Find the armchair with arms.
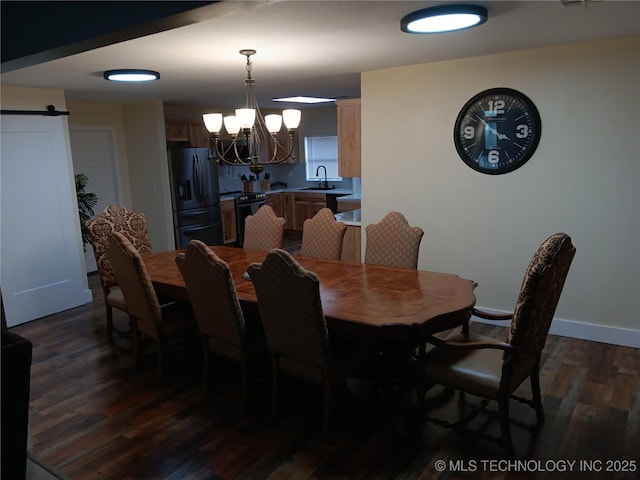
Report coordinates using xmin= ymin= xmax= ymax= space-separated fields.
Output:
xmin=422 ymin=233 xmax=576 ymax=456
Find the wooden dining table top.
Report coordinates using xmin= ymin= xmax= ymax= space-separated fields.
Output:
xmin=143 ymin=246 xmax=477 ymax=335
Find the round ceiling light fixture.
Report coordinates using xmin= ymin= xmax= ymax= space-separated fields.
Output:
xmin=401 ymin=4 xmax=487 ymax=33
xmin=103 ymin=69 xmax=160 ymax=82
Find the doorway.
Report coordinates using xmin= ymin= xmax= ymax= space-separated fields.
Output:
xmin=69 ymin=127 xmax=122 ymax=272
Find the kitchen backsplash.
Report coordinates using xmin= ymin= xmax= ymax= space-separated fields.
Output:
xmin=217 ymin=161 xmax=354 ymax=194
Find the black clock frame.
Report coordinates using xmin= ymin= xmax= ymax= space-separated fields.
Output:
xmin=453 ymin=87 xmax=541 ymax=175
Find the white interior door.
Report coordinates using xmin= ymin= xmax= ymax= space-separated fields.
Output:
xmin=1 ymin=115 xmax=91 ymax=327
xmin=69 ymin=127 xmax=121 ymax=272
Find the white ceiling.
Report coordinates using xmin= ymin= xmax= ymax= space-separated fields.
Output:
xmin=2 ymin=1 xmax=639 ymax=109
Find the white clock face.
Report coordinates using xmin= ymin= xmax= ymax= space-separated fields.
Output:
xmin=454 ymin=88 xmax=541 ymax=175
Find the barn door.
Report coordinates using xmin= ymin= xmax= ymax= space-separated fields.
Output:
xmin=1 ymin=115 xmax=91 ymax=326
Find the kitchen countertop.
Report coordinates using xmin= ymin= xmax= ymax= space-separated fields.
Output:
xmin=334 ymin=208 xmax=361 ymax=226
xmin=220 ymin=187 xmax=356 ymax=202
xmin=335 ymin=193 xmax=361 ymax=202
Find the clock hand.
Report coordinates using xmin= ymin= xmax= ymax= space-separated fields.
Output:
xmin=478 ymin=117 xmax=513 ymax=142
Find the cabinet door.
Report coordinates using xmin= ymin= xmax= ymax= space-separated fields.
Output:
xmin=294 ymin=200 xmax=311 ymax=231
xmin=190 ymin=121 xmax=211 ymax=148
xmin=341 ymin=225 xmax=361 ymax=263
xmin=336 ymin=98 xmax=361 ymax=178
xmin=166 ymin=120 xmax=190 ymax=142
xmin=293 ymin=193 xmax=326 ymax=231
xmin=311 ymin=201 xmax=325 ymax=218
xmin=220 ymin=199 xmax=237 ymax=244
xmin=265 ymin=192 xmax=283 ymax=217
xmin=282 ymin=193 xmax=296 ymax=229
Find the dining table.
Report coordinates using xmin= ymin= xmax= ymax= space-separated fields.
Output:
xmin=144 ymin=245 xmax=477 ymax=425
xmin=143 ymin=245 xmax=477 ymax=342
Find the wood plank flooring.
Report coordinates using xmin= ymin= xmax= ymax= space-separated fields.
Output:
xmin=10 ymin=249 xmax=640 ymax=479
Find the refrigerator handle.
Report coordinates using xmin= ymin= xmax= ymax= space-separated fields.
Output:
xmin=193 ymin=153 xmax=203 ymax=202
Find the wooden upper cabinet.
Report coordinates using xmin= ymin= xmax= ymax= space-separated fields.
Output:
xmin=336 ymin=98 xmax=361 ymax=178
xmin=165 ymin=119 xmax=211 ymax=148
xmin=189 ymin=121 xmax=211 ymax=148
xmin=165 ymin=120 xmax=190 ymax=143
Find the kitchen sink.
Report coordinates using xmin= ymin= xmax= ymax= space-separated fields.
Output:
xmin=302 ymin=187 xmax=336 ymax=191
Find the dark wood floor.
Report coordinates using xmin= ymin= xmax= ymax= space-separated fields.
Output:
xmin=10 ymin=251 xmax=640 ymax=479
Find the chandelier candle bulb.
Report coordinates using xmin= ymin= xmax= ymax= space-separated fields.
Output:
xmin=283 ymin=109 xmax=302 ymax=130
xmin=202 ymin=113 xmax=222 ymax=134
xmin=265 ymin=114 xmax=283 ymax=134
xmin=223 ymin=116 xmax=241 ymax=135
xmin=236 ymin=109 xmax=256 ymax=129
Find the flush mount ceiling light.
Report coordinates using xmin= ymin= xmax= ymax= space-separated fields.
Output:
xmin=401 ymin=4 xmax=487 ymax=33
xmin=103 ymin=69 xmax=160 ymax=82
xmin=273 ymin=96 xmax=336 ymax=104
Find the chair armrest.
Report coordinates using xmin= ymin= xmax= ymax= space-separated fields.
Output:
xmin=427 ymin=333 xmax=514 ymax=352
xmin=472 ymin=307 xmax=513 ymax=321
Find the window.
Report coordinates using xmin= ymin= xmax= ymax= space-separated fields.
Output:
xmin=304 ymin=136 xmax=341 ymax=181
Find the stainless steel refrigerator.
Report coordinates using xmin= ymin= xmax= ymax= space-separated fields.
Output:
xmin=168 ymin=147 xmax=223 ymax=248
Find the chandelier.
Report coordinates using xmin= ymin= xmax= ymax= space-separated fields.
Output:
xmin=203 ymin=49 xmax=301 ymax=177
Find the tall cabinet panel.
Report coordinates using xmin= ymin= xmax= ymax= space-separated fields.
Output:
xmin=336 ymin=98 xmax=361 ymax=178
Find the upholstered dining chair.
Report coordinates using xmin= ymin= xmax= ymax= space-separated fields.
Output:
xmin=107 ymin=232 xmax=196 ymax=384
xmin=300 ymin=208 xmax=347 ymax=260
xmin=422 ymin=233 xmax=576 ymax=457
xmin=243 ymin=205 xmax=287 ymax=251
xmin=175 ymin=240 xmax=266 ymax=414
xmin=364 ymin=211 xmax=424 ymax=269
xmin=86 ymin=204 xmax=153 ymax=339
xmin=247 ymin=249 xmax=369 ymax=436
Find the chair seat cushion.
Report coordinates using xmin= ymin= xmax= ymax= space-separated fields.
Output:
xmin=105 ymin=286 xmax=127 ymax=311
xmin=424 ymin=333 xmax=504 ymax=399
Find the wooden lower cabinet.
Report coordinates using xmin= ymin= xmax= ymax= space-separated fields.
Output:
xmin=265 ymin=192 xmax=283 ymax=217
xmin=220 ymin=199 xmax=237 ymax=245
xmin=293 ymin=193 xmax=326 ymax=231
xmin=341 ymin=225 xmax=361 ymax=263
xmin=282 ymin=193 xmax=295 ymax=230
xmin=337 ymin=198 xmax=361 ymax=213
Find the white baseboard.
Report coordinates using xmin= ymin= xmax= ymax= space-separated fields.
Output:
xmin=472 ymin=308 xmax=640 ymax=349
xmin=82 ymin=288 xmax=93 ymax=304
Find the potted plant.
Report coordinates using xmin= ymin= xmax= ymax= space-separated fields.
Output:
xmin=75 ymin=173 xmax=98 ymax=251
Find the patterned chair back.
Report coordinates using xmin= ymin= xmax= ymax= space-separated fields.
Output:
xmin=86 ymin=205 xmax=152 ymax=289
xmin=506 ymin=233 xmax=576 ymax=374
xmin=107 ymin=232 xmax=161 ymax=329
xmin=175 ymin=240 xmax=246 ymax=361
xmin=247 ymin=249 xmax=330 ymax=384
xmin=243 ymin=205 xmax=287 ymax=251
xmin=364 ymin=211 xmax=424 ymax=269
xmin=300 ymin=208 xmax=347 ymax=260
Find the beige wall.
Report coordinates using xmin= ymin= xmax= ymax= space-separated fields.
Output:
xmin=362 ymin=37 xmax=640 ymax=344
xmin=122 ymin=102 xmax=174 ymax=250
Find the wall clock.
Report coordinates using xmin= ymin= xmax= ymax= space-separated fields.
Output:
xmin=454 ymin=88 xmax=541 ymax=175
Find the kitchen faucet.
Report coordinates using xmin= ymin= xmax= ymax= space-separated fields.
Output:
xmin=316 ymin=165 xmax=328 ymax=189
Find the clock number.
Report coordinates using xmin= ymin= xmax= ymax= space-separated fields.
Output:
xmin=516 ymin=124 xmax=529 ymax=139
xmin=486 ymin=99 xmax=505 ymax=116
xmin=463 ymin=126 xmax=475 ymax=139
xmin=488 ymin=150 xmax=499 ymax=164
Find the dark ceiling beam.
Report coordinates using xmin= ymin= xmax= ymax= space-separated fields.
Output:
xmin=1 ymin=1 xmax=220 ymax=72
